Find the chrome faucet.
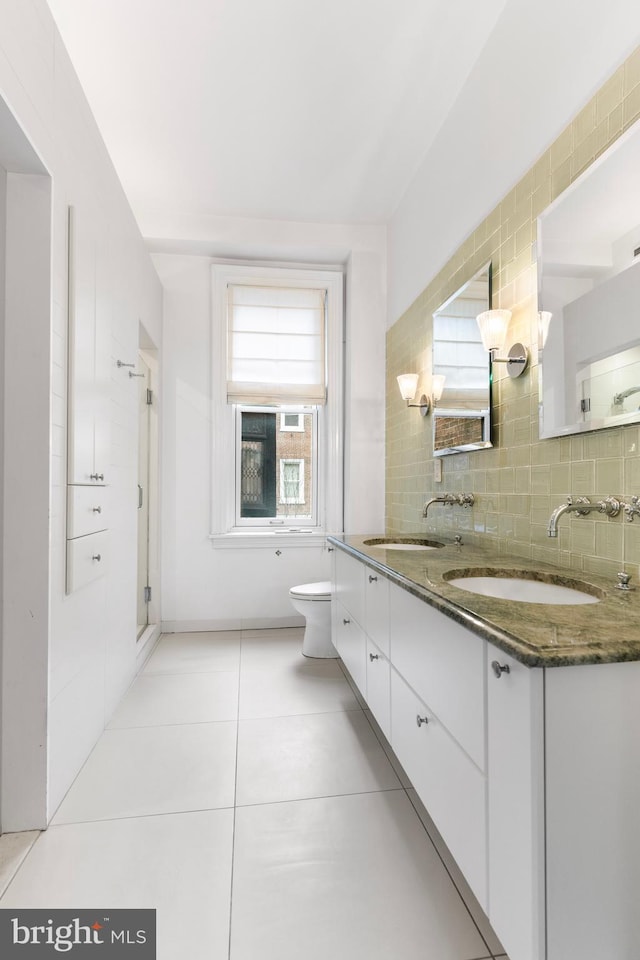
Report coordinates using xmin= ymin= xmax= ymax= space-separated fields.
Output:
xmin=547 ymin=496 xmax=621 ymax=537
xmin=422 ymin=492 xmax=474 ymax=519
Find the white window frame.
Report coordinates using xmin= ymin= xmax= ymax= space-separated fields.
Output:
xmin=210 ymin=263 xmax=344 ymax=546
xmin=280 ymin=412 xmax=304 ymax=432
xmin=279 ymin=458 xmax=305 ymax=505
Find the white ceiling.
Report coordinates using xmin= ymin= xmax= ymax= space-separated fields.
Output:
xmin=46 ymin=0 xmax=507 ymax=228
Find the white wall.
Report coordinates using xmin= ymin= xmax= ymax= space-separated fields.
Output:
xmin=388 ymin=0 xmax=640 ymax=326
xmin=0 ymin=1 xmax=163 ymax=825
xmin=152 ymin=217 xmax=386 ymax=630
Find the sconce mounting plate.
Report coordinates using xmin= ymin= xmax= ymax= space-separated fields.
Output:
xmin=506 ymin=343 xmax=529 ymax=379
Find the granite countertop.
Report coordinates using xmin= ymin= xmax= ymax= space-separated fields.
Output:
xmin=328 ymin=534 xmax=640 ymax=668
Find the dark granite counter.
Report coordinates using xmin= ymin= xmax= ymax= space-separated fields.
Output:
xmin=328 ymin=534 xmax=640 ymax=668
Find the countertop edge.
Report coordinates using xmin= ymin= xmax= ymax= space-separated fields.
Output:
xmin=328 ymin=536 xmax=634 ymax=669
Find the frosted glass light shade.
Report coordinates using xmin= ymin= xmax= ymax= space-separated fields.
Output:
xmin=397 ymin=373 xmax=419 ymax=401
xmin=476 ymin=309 xmax=512 ymax=352
xmin=539 ymin=311 xmax=552 ymax=347
xmin=432 ymin=374 xmax=446 ymax=401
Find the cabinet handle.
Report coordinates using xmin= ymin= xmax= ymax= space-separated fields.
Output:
xmin=369 ymin=652 xmax=379 ymax=661
xmin=92 ymin=554 xmax=102 ymax=562
xmin=368 ymin=575 xmax=378 ymax=583
xmin=342 ymin=618 xmax=351 ymax=625
xmin=416 ymin=714 xmax=429 ymax=727
xmin=90 ymin=473 xmax=104 ymax=482
xmin=491 ymin=660 xmax=510 ymax=679
xmin=92 ymin=506 xmax=102 ymax=513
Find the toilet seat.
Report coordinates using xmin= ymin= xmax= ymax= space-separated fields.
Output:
xmin=289 ymin=580 xmax=331 ymax=601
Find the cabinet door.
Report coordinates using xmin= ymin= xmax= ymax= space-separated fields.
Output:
xmin=366 ymin=636 xmax=390 ymax=739
xmin=67 ymin=206 xmax=97 ymax=484
xmin=391 ymin=667 xmax=487 ymax=909
xmin=334 ymin=550 xmax=365 ymax=626
xmin=334 ymin=600 xmax=366 ymax=696
xmin=365 ymin=570 xmax=389 ymax=655
xmin=391 ymin=585 xmax=486 ymax=770
xmin=487 ymin=647 xmax=545 ymax=960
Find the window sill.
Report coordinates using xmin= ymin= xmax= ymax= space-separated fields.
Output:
xmin=209 ymin=531 xmax=337 ymax=549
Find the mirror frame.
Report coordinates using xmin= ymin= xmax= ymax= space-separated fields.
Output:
xmin=432 ymin=261 xmax=493 ymax=457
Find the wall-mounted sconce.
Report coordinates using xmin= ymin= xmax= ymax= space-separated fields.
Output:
xmin=396 ymin=373 xmax=446 ymax=416
xmin=538 ymin=311 xmax=552 ymax=348
xmin=476 ymin=309 xmax=528 ymax=378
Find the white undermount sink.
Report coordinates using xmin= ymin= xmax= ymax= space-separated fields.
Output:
xmin=443 ymin=569 xmax=603 ymax=605
xmin=363 ymin=538 xmax=444 ymax=551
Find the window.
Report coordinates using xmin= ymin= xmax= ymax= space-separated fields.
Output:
xmin=236 ymin=407 xmax=316 ymax=525
xmin=280 ymin=412 xmax=304 ymax=431
xmin=279 ymin=460 xmax=304 ymax=504
xmin=211 ymin=263 xmax=344 ymax=543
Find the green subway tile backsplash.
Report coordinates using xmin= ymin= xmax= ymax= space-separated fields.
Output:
xmin=385 ymin=45 xmax=640 ymax=581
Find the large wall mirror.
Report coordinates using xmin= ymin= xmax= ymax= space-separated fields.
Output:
xmin=432 ymin=262 xmax=492 ymax=456
xmin=538 ymin=117 xmax=640 ymax=438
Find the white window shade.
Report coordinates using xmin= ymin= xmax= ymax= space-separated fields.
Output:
xmin=227 ymin=284 xmax=326 ymax=404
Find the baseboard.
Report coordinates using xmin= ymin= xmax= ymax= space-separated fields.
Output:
xmin=160 ymin=616 xmax=304 ymax=634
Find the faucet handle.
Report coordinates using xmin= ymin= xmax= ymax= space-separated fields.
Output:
xmin=616 ymin=571 xmax=635 ymax=591
xmin=459 ymin=493 xmax=475 ymax=507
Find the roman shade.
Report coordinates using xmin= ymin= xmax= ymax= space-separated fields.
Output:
xmin=227 ymin=283 xmax=326 ymax=404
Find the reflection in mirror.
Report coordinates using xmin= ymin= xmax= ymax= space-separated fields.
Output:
xmin=538 ymin=117 xmax=640 ymax=438
xmin=432 ymin=262 xmax=492 ymax=456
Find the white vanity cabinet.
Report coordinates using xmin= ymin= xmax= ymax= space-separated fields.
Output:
xmin=332 ymin=550 xmax=367 ymax=696
xmin=331 ymin=543 xmax=640 ymax=960
xmin=486 ymin=648 xmax=545 ymax=960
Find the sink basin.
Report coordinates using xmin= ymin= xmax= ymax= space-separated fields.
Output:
xmin=364 ymin=538 xmax=445 ymax=551
xmin=443 ymin=568 xmax=604 ymax=605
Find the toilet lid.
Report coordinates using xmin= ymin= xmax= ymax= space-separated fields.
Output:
xmin=290 ymin=580 xmax=332 ymax=600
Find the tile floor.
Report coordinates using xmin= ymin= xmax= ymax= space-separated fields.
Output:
xmin=0 ymin=627 xmax=508 ymax=960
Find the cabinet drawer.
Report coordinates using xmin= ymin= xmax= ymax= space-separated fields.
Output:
xmin=391 ymin=667 xmax=487 ymax=909
xmin=335 ymin=550 xmax=365 ymax=626
xmin=390 ymin=585 xmax=486 ymax=770
xmin=366 ymin=637 xmax=390 ymax=740
xmin=334 ymin=600 xmax=366 ymax=696
xmin=67 ymin=484 xmax=109 ymax=539
xmin=365 ymin=570 xmax=389 ymax=655
xmin=66 ymin=531 xmax=108 ymax=593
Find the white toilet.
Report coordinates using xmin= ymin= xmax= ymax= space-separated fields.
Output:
xmin=289 ymin=581 xmax=337 ymax=658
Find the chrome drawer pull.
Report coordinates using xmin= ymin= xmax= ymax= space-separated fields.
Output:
xmin=90 ymin=473 xmax=104 ymax=482
xmin=92 ymin=554 xmax=102 ymax=562
xmin=92 ymin=506 xmax=102 ymax=513
xmin=368 ymin=575 xmax=378 ymax=583
xmin=416 ymin=714 xmax=429 ymax=727
xmin=369 ymin=652 xmax=379 ymax=661
xmin=491 ymin=660 xmax=510 ymax=679
xmin=342 ymin=618 xmax=351 ymax=625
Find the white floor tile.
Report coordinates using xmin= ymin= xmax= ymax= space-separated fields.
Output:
xmin=0 ymin=831 xmax=39 ymax=898
xmin=406 ymin=788 xmax=505 ymax=956
xmin=230 ymin=791 xmax=489 ymax=960
xmin=143 ymin=631 xmax=241 ymax=675
xmin=236 ymin=711 xmax=401 ymax=806
xmin=1 ymin=810 xmax=234 ymax=960
xmin=240 ymin=629 xmax=304 ymax=668
xmin=108 ymin=672 xmax=238 ymax=728
xmin=52 ymin=722 xmax=237 ymax=824
xmin=239 ymin=660 xmax=360 ymax=719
